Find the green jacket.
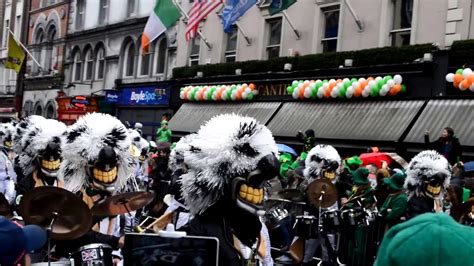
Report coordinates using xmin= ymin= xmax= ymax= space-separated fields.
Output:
xmin=380 ymin=192 xmax=408 ymax=226
xmin=156 ymin=128 xmax=172 ymax=142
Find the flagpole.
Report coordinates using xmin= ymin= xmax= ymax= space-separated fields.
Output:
xmin=7 ymin=28 xmax=42 ymax=69
xmin=172 ymin=0 xmax=212 ymax=50
xmin=236 ymin=22 xmax=252 ymax=46
xmin=282 ymin=11 xmax=301 ymax=39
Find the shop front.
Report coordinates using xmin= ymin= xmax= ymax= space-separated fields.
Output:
xmin=115 ymin=85 xmax=173 ymax=140
xmin=56 ymin=95 xmax=99 ymax=125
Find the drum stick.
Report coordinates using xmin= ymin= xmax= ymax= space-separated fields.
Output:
xmin=142 ymin=212 xmax=174 ymax=232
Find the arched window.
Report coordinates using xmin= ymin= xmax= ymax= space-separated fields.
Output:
xmin=23 ymin=101 xmax=34 ymax=117
xmin=95 ymin=46 xmax=105 ymax=80
xmin=45 ymin=102 xmax=56 ymax=118
xmin=34 ymin=102 xmax=43 ymax=116
xmin=72 ymin=50 xmax=82 ymax=81
xmin=33 ymin=28 xmax=45 ymax=74
xmin=155 ymin=38 xmax=167 ymax=74
xmin=139 ymin=44 xmax=150 ymax=76
xmin=123 ymin=41 xmax=135 ymax=77
xmin=84 ymin=48 xmax=94 ymax=80
xmin=127 ymin=0 xmax=136 ymax=16
xmin=46 ymin=25 xmax=57 ymax=72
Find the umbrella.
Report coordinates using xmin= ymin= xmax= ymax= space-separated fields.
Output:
xmin=276 ymin=143 xmax=298 ymax=157
xmin=360 ymin=152 xmax=408 ymax=169
xmin=464 ymin=161 xmax=474 ymax=173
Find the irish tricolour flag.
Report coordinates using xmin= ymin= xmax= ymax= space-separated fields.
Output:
xmin=141 ymin=0 xmax=181 ymax=53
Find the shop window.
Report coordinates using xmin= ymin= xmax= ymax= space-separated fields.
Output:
xmin=76 ymin=0 xmax=85 ymax=30
xmin=321 ymin=5 xmax=339 ymax=53
xmin=391 ymin=0 xmax=413 ymax=46
xmin=95 ymin=47 xmax=105 ymax=80
xmin=266 ymin=18 xmax=282 ymax=59
xmin=123 ymin=41 xmax=135 ymax=77
xmin=225 ymin=26 xmax=237 ymax=63
xmin=155 ymin=38 xmax=167 ymax=74
xmin=84 ymin=48 xmax=94 ymax=81
xmin=99 ymin=0 xmax=108 ymax=25
xmin=189 ymin=37 xmax=200 ymax=66
xmin=72 ymin=50 xmax=82 ymax=81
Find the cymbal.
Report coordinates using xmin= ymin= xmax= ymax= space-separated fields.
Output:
xmin=91 ymin=191 xmax=154 ymax=216
xmin=18 ymin=186 xmax=92 ymax=240
xmin=306 ymin=179 xmax=338 ymax=208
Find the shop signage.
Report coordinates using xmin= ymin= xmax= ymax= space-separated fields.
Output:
xmin=257 ymin=83 xmax=291 ymax=96
xmin=120 ymin=87 xmax=169 ymax=106
xmin=71 ymin=96 xmax=90 ymax=108
xmin=105 ymin=90 xmax=121 ymax=104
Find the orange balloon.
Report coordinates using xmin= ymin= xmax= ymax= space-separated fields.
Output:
xmin=453 ymin=81 xmax=460 ymax=88
xmin=461 ymin=79 xmax=470 ymax=89
xmin=303 ymin=81 xmax=310 ymax=87
xmin=336 ymin=79 xmax=342 ymax=83
xmin=367 ymin=77 xmax=374 ymax=81
xmin=235 ymin=92 xmax=242 ymax=100
xmin=355 ymin=86 xmax=362 ymax=97
xmin=360 ymin=80 xmax=368 ymax=88
xmin=299 ymin=87 xmax=305 ymax=99
xmin=391 ymin=84 xmax=401 ymax=95
xmin=468 ymin=75 xmax=474 ymax=84
xmin=454 ymin=74 xmax=463 ymax=84
xmin=249 ymin=83 xmax=255 ymax=90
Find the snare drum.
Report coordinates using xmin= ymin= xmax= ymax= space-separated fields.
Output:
xmin=72 ymin=243 xmax=113 ymax=266
xmin=294 ymin=215 xmax=318 ymax=239
xmin=322 ymin=209 xmax=341 ymax=232
xmin=264 ymin=206 xmax=289 ymax=229
xmin=341 ymin=208 xmax=366 ymax=227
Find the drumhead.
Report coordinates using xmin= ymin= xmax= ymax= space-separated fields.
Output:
xmin=77 ymin=243 xmax=112 ymax=252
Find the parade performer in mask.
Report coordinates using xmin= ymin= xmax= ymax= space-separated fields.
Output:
xmin=0 ymin=122 xmax=16 ymax=204
xmin=179 ymin=114 xmax=278 ymax=266
xmin=405 ymin=150 xmax=451 ymax=220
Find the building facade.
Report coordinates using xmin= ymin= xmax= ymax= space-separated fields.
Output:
xmin=63 ymin=0 xmax=177 ymax=136
xmin=23 ymin=0 xmax=70 ymax=118
xmin=174 ymin=0 xmax=474 ymax=67
xmin=0 ymin=0 xmax=24 ymax=119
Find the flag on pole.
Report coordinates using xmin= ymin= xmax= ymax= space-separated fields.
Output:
xmin=221 ymin=0 xmax=257 ymax=33
xmin=185 ymin=0 xmax=222 ymax=41
xmin=269 ymin=0 xmax=296 ymax=15
xmin=141 ymin=0 xmax=181 ymax=53
xmin=4 ymin=32 xmax=25 ymax=73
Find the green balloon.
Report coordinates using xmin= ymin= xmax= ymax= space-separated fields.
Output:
xmin=292 ymin=80 xmax=299 ymax=87
xmin=316 ymin=81 xmax=323 ymax=88
xmin=310 ymin=89 xmax=317 ymax=99
xmin=370 ymin=89 xmax=378 ymax=97
xmin=323 ymin=79 xmax=329 ymax=83
xmin=456 ymin=69 xmax=463 ymax=75
xmin=350 ymin=78 xmax=357 ymax=83
xmin=401 ymin=85 xmax=407 ymax=93
xmin=247 ymin=93 xmax=254 ymax=100
xmin=344 ymin=81 xmax=351 ymax=89
xmin=287 ymin=86 xmax=294 ymax=94
xmin=231 ymin=85 xmax=237 ymax=90
xmin=207 ymin=92 xmax=212 ymax=100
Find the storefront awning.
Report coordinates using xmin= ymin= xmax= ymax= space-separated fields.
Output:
xmin=267 ymin=100 xmax=425 ymax=142
xmin=404 ymin=99 xmax=474 ymax=146
xmin=169 ymin=102 xmax=281 ymax=133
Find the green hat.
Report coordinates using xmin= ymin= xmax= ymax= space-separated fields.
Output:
xmin=384 ymin=171 xmax=406 ymax=190
xmin=343 ymin=156 xmax=363 ymax=173
xmin=279 ymin=153 xmax=293 ymax=163
xmin=352 ymin=167 xmax=370 ymax=185
xmin=375 ymin=213 xmax=474 ymax=266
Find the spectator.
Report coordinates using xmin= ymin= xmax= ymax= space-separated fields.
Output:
xmin=0 ymin=216 xmax=47 ymax=266
xmin=155 ymin=121 xmax=172 ymax=143
xmin=375 ymin=213 xmax=474 ymax=266
xmin=424 ymin=127 xmax=462 ymax=165
xmin=379 ymin=172 xmax=408 ymax=230
xmin=134 ymin=122 xmax=143 ymax=135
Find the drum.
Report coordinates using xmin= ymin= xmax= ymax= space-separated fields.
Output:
xmin=72 ymin=243 xmax=113 ymax=266
xmin=294 ymin=215 xmax=318 ymax=239
xmin=322 ymin=209 xmax=341 ymax=232
xmin=264 ymin=205 xmax=289 ymax=229
xmin=341 ymin=208 xmax=366 ymax=227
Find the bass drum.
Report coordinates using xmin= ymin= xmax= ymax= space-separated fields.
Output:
xmin=71 ymin=243 xmax=113 ymax=266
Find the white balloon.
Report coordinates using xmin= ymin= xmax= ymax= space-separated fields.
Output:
xmin=298 ymin=84 xmax=304 ymax=90
xmin=352 ymin=82 xmax=360 ymax=89
xmin=381 ymin=84 xmax=389 ymax=93
xmin=242 ymin=92 xmax=248 ymax=99
xmin=253 ymin=89 xmax=259 ymax=95
xmin=331 ymin=90 xmax=338 ymax=98
xmin=368 ymin=80 xmax=376 ymax=88
xmin=304 ymin=90 xmax=311 ymax=98
xmin=310 ymin=83 xmax=316 ymax=89
xmin=375 ymin=76 xmax=382 ymax=81
xmin=445 ymin=73 xmax=454 ymax=82
xmin=387 ymin=79 xmax=395 ymax=87
xmin=329 ymin=79 xmax=336 ymax=83
xmin=242 ymin=83 xmax=248 ymax=87
xmin=333 ymin=87 xmax=340 ymax=94
xmin=245 ymin=88 xmax=251 ymax=93
xmin=316 ymin=79 xmax=322 ymax=83
xmin=346 ymin=91 xmax=353 ymax=98
xmin=318 ymin=87 xmax=326 ymax=94
xmin=358 ymin=78 xmax=366 ymax=83
xmin=317 ymin=90 xmax=324 ymax=98
xmin=292 ymin=91 xmax=299 ymax=99
xmin=470 ymin=84 xmax=474 ymax=92
xmin=379 ymin=89 xmax=388 ymax=96
xmin=212 ymin=94 xmax=217 ymax=100
xmin=364 ymin=85 xmax=370 ymax=92
xmin=346 ymin=87 xmax=353 ymax=94
xmin=462 ymin=68 xmax=473 ymax=78
xmin=343 ymin=78 xmax=350 ymax=83
xmin=394 ymin=74 xmax=403 ymax=84
xmin=237 ymin=85 xmax=242 ymax=91
xmin=362 ymin=90 xmax=370 ymax=97
xmin=459 ymin=82 xmax=467 ymax=91
xmin=323 ymin=83 xmax=329 ymax=89
xmin=305 ymin=87 xmax=312 ymax=94
xmin=231 ymin=94 xmax=237 ymax=100
xmin=337 ymin=83 xmax=344 ymax=89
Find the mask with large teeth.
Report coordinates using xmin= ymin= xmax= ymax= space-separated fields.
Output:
xmin=421 ymin=173 xmax=447 ymax=199
xmin=38 ymin=142 xmax=62 ymax=177
xmin=231 ymin=154 xmax=279 ymax=216
xmin=87 ymin=146 xmax=119 ymax=192
xmin=303 ymin=145 xmax=341 ymax=184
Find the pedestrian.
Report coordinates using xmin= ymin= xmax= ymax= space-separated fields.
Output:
xmin=155 ymin=120 xmax=172 ymax=143
xmin=379 ymin=171 xmax=408 ymax=230
xmin=424 ymin=127 xmax=462 ymax=165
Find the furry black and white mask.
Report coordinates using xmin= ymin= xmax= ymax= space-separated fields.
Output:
xmin=128 ymin=129 xmax=149 ymax=162
xmin=18 ymin=119 xmax=66 ymax=177
xmin=0 ymin=122 xmax=16 ymax=150
xmin=304 ymin=144 xmax=341 ymax=184
xmin=13 ymin=115 xmax=46 ymax=154
xmin=179 ymin=114 xmax=279 ymax=216
xmin=59 ymin=113 xmax=135 ymax=194
xmin=405 ymin=150 xmax=451 ymax=199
